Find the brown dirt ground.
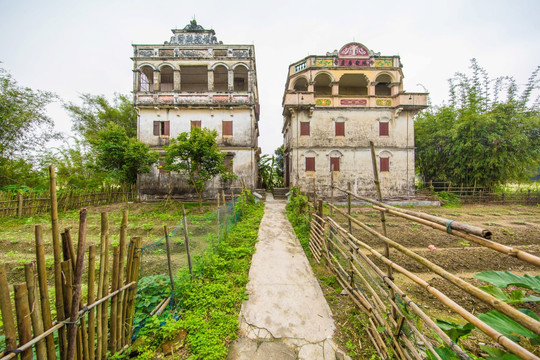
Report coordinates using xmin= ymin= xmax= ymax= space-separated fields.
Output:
xmin=323 ymin=203 xmax=540 ymax=357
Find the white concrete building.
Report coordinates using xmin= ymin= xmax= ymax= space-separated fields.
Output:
xmin=282 ymin=42 xmax=428 ymax=199
xmin=132 ymin=20 xmax=260 ymax=199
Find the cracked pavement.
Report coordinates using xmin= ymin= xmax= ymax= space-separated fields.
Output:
xmin=228 ymin=194 xmax=350 ymax=360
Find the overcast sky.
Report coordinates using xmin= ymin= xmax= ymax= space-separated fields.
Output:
xmin=1 ymin=0 xmax=539 ymax=155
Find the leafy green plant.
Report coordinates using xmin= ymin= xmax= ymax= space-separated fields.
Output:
xmin=474 ymin=271 xmax=540 ymax=293
xmin=436 ymin=319 xmax=475 ymax=342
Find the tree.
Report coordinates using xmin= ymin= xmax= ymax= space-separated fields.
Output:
xmin=415 ymin=60 xmax=540 ymax=189
xmin=257 ymin=146 xmax=284 ymax=190
xmin=0 ymin=67 xmax=59 ymax=160
xmin=164 ymin=127 xmax=236 ymax=207
xmin=91 ymin=123 xmax=158 ymax=184
xmin=64 ymin=93 xmax=136 ymax=141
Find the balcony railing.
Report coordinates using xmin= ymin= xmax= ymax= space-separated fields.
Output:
xmin=135 ymin=92 xmax=254 ymax=106
xmin=283 ymin=91 xmax=428 ymax=109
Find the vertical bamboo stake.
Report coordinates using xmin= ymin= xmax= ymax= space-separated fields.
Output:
xmin=347 ymin=182 xmax=352 ymax=233
xmin=330 ymin=164 xmax=334 ymax=209
xmin=61 ymin=260 xmax=73 ymax=360
xmin=96 ymin=214 xmax=107 ymax=360
xmin=109 ymin=246 xmax=120 ymax=353
xmin=115 ymin=210 xmax=128 ymax=350
xmin=24 ymin=263 xmax=47 ymax=360
xmin=0 ymin=264 xmax=17 ymax=353
xmin=182 ymin=204 xmax=193 ymax=276
xmin=216 ymin=195 xmax=220 ymax=241
xmin=125 ymin=237 xmax=142 ymax=345
xmin=121 ymin=239 xmax=136 ymax=347
xmin=164 ymin=226 xmax=175 ymax=292
xmin=49 ymin=165 xmax=66 ymax=358
xmin=17 ymin=193 xmax=23 ymax=217
xmin=14 ymin=283 xmax=33 ymax=360
xmin=87 ymin=246 xmax=96 ymax=360
xmin=231 ymin=191 xmax=236 ymax=223
xmin=35 ymin=226 xmax=56 ymax=360
xmin=67 ymin=209 xmax=87 ymax=360
xmin=369 ymin=141 xmax=395 ymax=319
xmin=100 ymin=213 xmax=110 ymax=359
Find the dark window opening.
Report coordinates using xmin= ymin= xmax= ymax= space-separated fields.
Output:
xmin=214 ymin=65 xmax=228 ymax=92
xmin=224 ymin=154 xmax=234 ymax=170
xmin=375 ymin=74 xmax=392 ymax=96
xmin=139 ymin=66 xmax=154 ymax=91
xmin=160 ymin=66 xmax=174 ymax=91
xmin=294 ymin=78 xmax=308 ymax=91
xmin=314 ymin=73 xmax=332 ymax=95
xmin=180 ymin=66 xmax=208 ymax=92
xmin=153 ymin=121 xmax=170 ymax=136
xmin=305 ymin=157 xmax=315 ymax=172
xmin=379 ymin=122 xmax=389 ymax=136
xmin=233 ymin=66 xmax=248 ymax=91
xmin=339 ymin=74 xmax=368 ymax=95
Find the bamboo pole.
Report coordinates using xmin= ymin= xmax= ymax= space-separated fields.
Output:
xmin=216 ymin=194 xmax=220 ymax=241
xmin=0 ymin=282 xmax=136 ymax=360
xmin=329 ymin=203 xmax=540 ymax=336
xmin=326 ymin=213 xmax=539 ymax=359
xmin=0 ymin=264 xmax=17 ymax=355
xmin=125 ymin=238 xmax=142 ymax=345
xmin=49 ymin=165 xmax=66 ymax=359
xmin=115 ymin=209 xmax=128 ymax=350
xmin=14 ymin=284 xmax=33 ymax=360
xmin=88 ymin=246 xmax=96 ymax=360
xmin=164 ymin=226 xmax=175 ymax=292
xmin=182 ymin=204 xmax=193 ymax=276
xmin=347 ymin=182 xmax=352 ymax=233
xmin=66 ymin=209 xmax=87 ymax=360
xmin=120 ymin=239 xmax=135 ymax=347
xmin=101 ymin=214 xmax=110 ymax=359
xmin=109 ymin=246 xmax=120 ymax=353
xmin=24 ymin=263 xmax=47 ymax=360
xmin=34 ymin=226 xmax=56 ymax=360
xmin=96 ymin=213 xmax=107 ymax=360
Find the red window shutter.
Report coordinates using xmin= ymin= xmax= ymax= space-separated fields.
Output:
xmin=222 ymin=121 xmax=233 ymax=136
xmin=300 ymin=122 xmax=310 ymax=136
xmin=153 ymin=121 xmax=160 ymax=136
xmin=335 ymin=122 xmax=345 ymax=136
xmin=380 ymin=157 xmax=389 ymax=172
xmin=305 ymin=157 xmax=315 ymax=171
xmin=163 ymin=121 xmax=170 ymax=136
xmin=379 ymin=122 xmax=389 ymax=136
xmin=330 ymin=157 xmax=340 ymax=172
xmin=191 ymin=120 xmax=201 ymax=130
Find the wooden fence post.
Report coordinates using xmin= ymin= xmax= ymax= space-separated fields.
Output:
xmin=0 ymin=264 xmax=17 ymax=354
xmin=125 ymin=237 xmax=143 ymax=345
xmin=14 ymin=283 xmax=33 ymax=360
xmin=24 ymin=263 xmax=47 ymax=360
xmin=164 ymin=226 xmax=175 ymax=292
xmin=87 ymin=245 xmax=96 ymax=360
xmin=115 ymin=210 xmax=128 ymax=350
xmin=347 ymin=182 xmax=352 ymax=233
xmin=216 ymin=195 xmax=220 ymax=241
xmin=109 ymin=246 xmax=120 ymax=353
xmin=182 ymin=204 xmax=193 ymax=277
xmin=17 ymin=193 xmax=23 ymax=217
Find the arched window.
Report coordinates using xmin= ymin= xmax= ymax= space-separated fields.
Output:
xmin=233 ymin=65 xmax=248 ymax=91
xmin=314 ymin=73 xmax=332 ymax=95
xmin=375 ymin=74 xmax=392 ymax=96
xmin=214 ymin=65 xmax=228 ymax=92
xmin=139 ymin=66 xmax=154 ymax=91
xmin=339 ymin=74 xmax=368 ymax=95
xmin=293 ymin=77 xmax=308 ymax=91
xmin=181 ymin=66 xmax=208 ymax=92
xmin=160 ymin=65 xmax=174 ymax=91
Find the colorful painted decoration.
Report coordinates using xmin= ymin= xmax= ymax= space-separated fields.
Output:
xmin=338 ymin=43 xmax=370 ymax=58
xmin=316 ymin=99 xmax=332 ymax=106
xmin=341 ymin=99 xmax=367 ymax=106
xmin=335 ymin=59 xmax=370 ymax=67
xmin=315 ymin=59 xmax=333 ymax=67
xmin=375 ymin=59 xmax=393 ymax=67
xmin=376 ymin=99 xmax=392 ymax=106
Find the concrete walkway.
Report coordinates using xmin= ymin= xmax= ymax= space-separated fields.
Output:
xmin=228 ymin=194 xmax=349 ymax=360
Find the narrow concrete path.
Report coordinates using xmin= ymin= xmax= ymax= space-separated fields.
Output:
xmin=228 ymin=194 xmax=349 ymax=360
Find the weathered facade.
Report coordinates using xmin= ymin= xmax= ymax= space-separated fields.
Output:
xmin=132 ymin=21 xmax=260 ymax=200
xmin=282 ymin=42 xmax=428 ymax=199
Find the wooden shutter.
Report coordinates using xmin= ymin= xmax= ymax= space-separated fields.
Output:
xmin=380 ymin=157 xmax=389 ymax=172
xmin=191 ymin=120 xmax=201 ymax=130
xmin=379 ymin=122 xmax=389 ymax=136
xmin=163 ymin=121 xmax=170 ymax=136
xmin=153 ymin=121 xmax=160 ymax=136
xmin=330 ymin=157 xmax=340 ymax=172
xmin=222 ymin=121 xmax=233 ymax=136
xmin=300 ymin=122 xmax=310 ymax=136
xmin=305 ymin=157 xmax=315 ymax=171
xmin=335 ymin=122 xmax=345 ymax=136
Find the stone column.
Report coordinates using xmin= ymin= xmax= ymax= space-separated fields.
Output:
xmin=153 ymin=70 xmax=160 ymax=92
xmin=208 ymin=68 xmax=214 ymax=92
xmin=228 ymin=69 xmax=234 ymax=91
xmin=368 ymin=82 xmax=376 ymax=96
xmin=133 ymin=70 xmax=139 ymax=92
xmin=390 ymin=83 xmax=400 ymax=96
xmin=248 ymin=70 xmax=254 ymax=92
xmin=173 ymin=69 xmax=181 ymax=91
xmin=307 ymin=82 xmax=314 ymax=92
xmin=331 ymin=82 xmax=339 ymax=95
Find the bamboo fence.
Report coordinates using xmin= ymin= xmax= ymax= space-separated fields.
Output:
xmin=0 ymin=185 xmax=135 ymax=218
xmin=0 ymin=167 xmax=142 ymax=360
xmin=301 ymin=143 xmax=540 ymax=359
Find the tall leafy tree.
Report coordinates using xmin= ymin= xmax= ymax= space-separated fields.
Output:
xmin=164 ymin=127 xmax=236 ymax=207
xmin=415 ymin=60 xmax=540 ymax=188
xmin=91 ymin=123 xmax=158 ymax=184
xmin=64 ymin=93 xmax=136 ymax=141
